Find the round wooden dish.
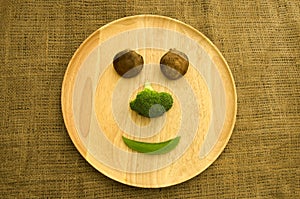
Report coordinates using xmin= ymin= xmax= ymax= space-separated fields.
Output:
xmin=61 ymin=15 xmax=237 ymax=188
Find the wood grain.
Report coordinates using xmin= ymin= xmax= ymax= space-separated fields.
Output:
xmin=61 ymin=15 xmax=237 ymax=188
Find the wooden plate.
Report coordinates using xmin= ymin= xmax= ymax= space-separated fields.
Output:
xmin=61 ymin=15 xmax=237 ymax=188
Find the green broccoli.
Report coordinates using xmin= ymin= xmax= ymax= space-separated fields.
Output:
xmin=130 ymin=83 xmax=173 ymax=118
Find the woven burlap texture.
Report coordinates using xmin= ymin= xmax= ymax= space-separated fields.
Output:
xmin=1 ymin=0 xmax=299 ymax=198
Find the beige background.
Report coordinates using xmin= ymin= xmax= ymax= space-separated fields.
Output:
xmin=1 ymin=0 xmax=299 ymax=198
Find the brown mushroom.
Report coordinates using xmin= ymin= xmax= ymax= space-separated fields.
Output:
xmin=113 ymin=49 xmax=144 ymax=78
xmin=160 ymin=49 xmax=189 ymax=80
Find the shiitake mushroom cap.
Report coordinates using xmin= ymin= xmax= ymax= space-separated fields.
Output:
xmin=113 ymin=49 xmax=144 ymax=78
xmin=160 ymin=49 xmax=189 ymax=80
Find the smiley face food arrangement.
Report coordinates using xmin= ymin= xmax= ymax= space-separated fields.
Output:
xmin=113 ymin=49 xmax=189 ymax=154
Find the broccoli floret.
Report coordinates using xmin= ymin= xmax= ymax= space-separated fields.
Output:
xmin=130 ymin=83 xmax=173 ymax=118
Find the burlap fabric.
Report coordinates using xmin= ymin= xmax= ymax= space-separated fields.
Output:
xmin=1 ymin=0 xmax=299 ymax=198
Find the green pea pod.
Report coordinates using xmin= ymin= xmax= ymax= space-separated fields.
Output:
xmin=122 ymin=136 xmax=180 ymax=155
